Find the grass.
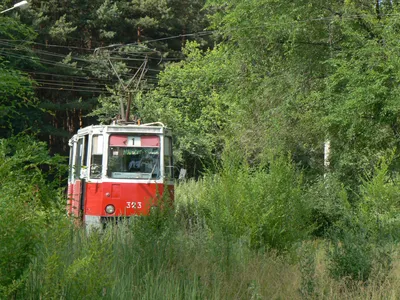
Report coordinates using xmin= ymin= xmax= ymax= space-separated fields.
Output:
xmin=4 ymin=157 xmax=400 ymax=299
xmin=16 ymin=219 xmax=400 ymax=299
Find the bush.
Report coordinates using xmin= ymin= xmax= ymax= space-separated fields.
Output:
xmin=328 ymin=225 xmax=373 ymax=282
xmin=359 ymin=154 xmax=400 ymax=242
xmin=0 ymin=136 xmax=65 ymax=298
xmin=198 ymin=155 xmax=313 ymax=252
xmin=24 ymin=220 xmax=114 ymax=299
xmin=306 ymin=174 xmax=351 ymax=237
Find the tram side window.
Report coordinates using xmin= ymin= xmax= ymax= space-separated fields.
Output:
xmin=90 ymin=135 xmax=103 ymax=179
xmin=68 ymin=146 xmax=73 ymax=181
xmin=74 ymin=138 xmax=83 ymax=179
xmin=164 ymin=137 xmax=173 ymax=179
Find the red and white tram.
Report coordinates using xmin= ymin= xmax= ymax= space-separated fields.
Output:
xmin=67 ymin=122 xmax=174 ymax=227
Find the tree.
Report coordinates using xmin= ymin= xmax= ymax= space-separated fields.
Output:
xmin=0 ymin=136 xmax=65 ymax=297
xmin=203 ymin=0 xmax=400 ymax=187
xmin=0 ymin=16 xmax=39 ymax=138
xmin=321 ymin=1 xmax=400 ymax=188
xmin=138 ymin=42 xmax=234 ymax=175
xmin=11 ymin=0 xmax=211 ymax=154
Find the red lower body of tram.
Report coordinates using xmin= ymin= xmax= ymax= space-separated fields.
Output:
xmin=68 ymin=181 xmax=174 ymax=225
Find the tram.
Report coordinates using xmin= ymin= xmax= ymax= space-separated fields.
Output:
xmin=67 ymin=122 xmax=174 ymax=227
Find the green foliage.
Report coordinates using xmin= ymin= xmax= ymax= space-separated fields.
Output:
xmin=328 ymin=225 xmax=373 ymax=282
xmin=5 ymin=0 xmax=210 ymax=155
xmin=16 ymin=199 xmax=301 ymax=299
xmin=25 ymin=220 xmax=114 ymax=299
xmin=325 ymin=152 xmax=400 ymax=283
xmin=2 ymin=144 xmax=400 ymax=297
xmin=0 ymin=136 xmax=65 ymax=297
xmin=6 ymin=0 xmax=400 ymax=296
xmin=0 ymin=66 xmax=36 ymax=137
xmin=321 ymin=10 xmax=400 ymax=187
xmin=0 ymin=18 xmax=40 ymax=138
xmin=298 ymin=242 xmax=318 ymax=298
xmin=49 ymin=15 xmax=77 ymax=42
xmin=141 ymin=42 xmax=234 ymax=173
xmin=184 ymin=154 xmax=313 ymax=252
xmin=359 ymin=152 xmax=400 ymax=241
xmin=306 ymin=174 xmax=351 ymax=237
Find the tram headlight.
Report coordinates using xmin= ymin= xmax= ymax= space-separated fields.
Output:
xmin=105 ymin=204 xmax=115 ymax=214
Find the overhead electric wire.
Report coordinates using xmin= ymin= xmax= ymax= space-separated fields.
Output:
xmin=34 ymin=86 xmax=153 ymax=93
xmin=1 ymin=12 xmax=398 ymax=97
xmin=0 ymin=48 xmax=160 ymax=81
xmin=111 ymin=31 xmax=214 ymax=51
xmin=0 ymin=41 xmax=165 ymax=76
xmin=36 ymin=84 xmax=107 ymax=92
xmin=34 ymin=86 xmax=112 ymax=93
xmin=0 ymin=40 xmax=165 ymax=67
xmin=34 ymin=78 xmax=110 ymax=87
xmin=35 ymin=82 xmax=107 ymax=91
xmin=24 ymin=70 xmax=121 ymax=82
xmin=24 ymin=70 xmax=159 ymax=82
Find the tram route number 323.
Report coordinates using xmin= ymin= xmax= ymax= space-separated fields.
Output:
xmin=126 ymin=201 xmax=142 ymax=209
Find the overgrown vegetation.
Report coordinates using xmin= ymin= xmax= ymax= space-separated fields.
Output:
xmin=2 ymin=138 xmax=400 ymax=299
xmin=3 ymin=0 xmax=400 ymax=298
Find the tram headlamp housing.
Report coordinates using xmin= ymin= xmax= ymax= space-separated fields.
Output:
xmin=105 ymin=204 xmax=115 ymax=214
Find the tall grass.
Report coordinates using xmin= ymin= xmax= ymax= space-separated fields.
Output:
xmin=177 ymin=155 xmax=313 ymax=252
xmin=13 ymin=199 xmax=400 ymax=300
xmin=2 ymin=138 xmax=400 ymax=298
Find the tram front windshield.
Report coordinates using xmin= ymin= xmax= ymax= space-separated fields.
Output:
xmin=107 ymin=135 xmax=160 ymax=180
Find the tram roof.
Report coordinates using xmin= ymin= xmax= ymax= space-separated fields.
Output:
xmin=69 ymin=122 xmax=171 ymax=144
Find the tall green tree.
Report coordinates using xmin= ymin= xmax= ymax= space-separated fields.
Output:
xmin=0 ymin=16 xmax=39 ymax=138
xmin=10 ymin=0 xmax=210 ymax=154
xmin=321 ymin=1 xmax=400 ymax=187
xmin=139 ymin=42 xmax=235 ymax=174
xmin=202 ymin=0 xmax=400 ymax=185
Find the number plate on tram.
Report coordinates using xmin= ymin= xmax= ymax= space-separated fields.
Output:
xmin=126 ymin=202 xmax=142 ymax=209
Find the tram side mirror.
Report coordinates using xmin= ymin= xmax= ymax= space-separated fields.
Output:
xmin=178 ymin=168 xmax=187 ymax=180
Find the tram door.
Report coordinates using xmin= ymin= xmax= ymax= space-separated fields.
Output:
xmin=68 ymin=134 xmax=88 ymax=218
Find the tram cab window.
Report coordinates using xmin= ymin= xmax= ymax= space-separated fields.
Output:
xmin=107 ymin=135 xmax=160 ymax=180
xmin=90 ymin=135 xmax=103 ymax=179
xmin=74 ymin=136 xmax=89 ymax=179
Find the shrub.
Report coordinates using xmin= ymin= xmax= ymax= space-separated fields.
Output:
xmin=0 ymin=136 xmax=65 ymax=298
xmin=200 ymin=155 xmax=313 ymax=252
xmin=24 ymin=221 xmax=114 ymax=299
xmin=306 ymin=174 xmax=351 ymax=237
xmin=359 ymin=154 xmax=400 ymax=242
xmin=328 ymin=225 xmax=373 ymax=282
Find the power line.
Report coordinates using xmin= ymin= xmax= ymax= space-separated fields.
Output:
xmin=109 ymin=31 xmax=214 ymax=53
xmin=23 ymin=70 xmax=120 ymax=82
xmin=0 ymin=49 xmax=160 ymax=81
xmin=34 ymin=86 xmax=112 ymax=94
xmin=0 ymin=45 xmax=165 ymax=75
xmin=23 ymin=70 xmax=159 ymax=81
xmin=0 ymin=39 xmax=166 ymax=65
xmin=34 ymin=78 xmax=109 ymax=87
